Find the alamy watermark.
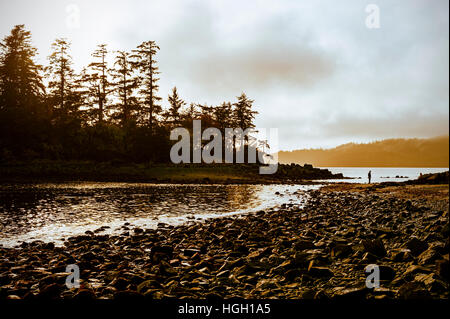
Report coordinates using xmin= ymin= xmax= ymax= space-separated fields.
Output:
xmin=365 ymin=264 xmax=380 ymax=288
xmin=365 ymin=4 xmax=380 ymax=29
xmin=66 ymin=4 xmax=81 ymax=30
xmin=169 ymin=120 xmax=278 ymax=174
xmin=65 ymin=264 xmax=80 ymax=289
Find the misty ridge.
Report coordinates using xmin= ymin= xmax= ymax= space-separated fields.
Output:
xmin=277 ymin=136 xmax=449 ymax=167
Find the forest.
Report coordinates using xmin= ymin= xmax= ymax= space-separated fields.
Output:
xmin=0 ymin=25 xmax=259 ymax=164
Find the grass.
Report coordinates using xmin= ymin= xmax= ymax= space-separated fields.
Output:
xmin=0 ymin=160 xmax=276 ymax=183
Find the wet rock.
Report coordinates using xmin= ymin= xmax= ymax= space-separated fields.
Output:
xmin=308 ymin=267 xmax=333 ymax=278
xmin=110 ymin=277 xmax=129 ymax=291
xmin=73 ymin=289 xmax=96 ymax=300
xmin=362 ymin=239 xmax=387 ymax=257
xmin=361 ymin=252 xmax=378 ymax=263
xmin=44 ymin=242 xmax=55 ymax=250
xmin=182 ymin=248 xmax=201 ymax=257
xmin=38 ymin=283 xmax=62 ymax=299
xmin=150 ymin=245 xmax=173 ymax=263
xmin=299 ymin=289 xmax=316 ymax=299
xmin=398 ymin=282 xmax=431 ymax=299
xmin=436 ymin=258 xmax=449 ymax=280
xmin=405 ymin=238 xmax=429 ymax=256
xmin=403 ymin=265 xmax=432 ymax=281
xmin=390 ymin=248 xmax=413 ymax=262
xmin=293 ymin=239 xmax=315 ymax=251
xmin=332 ymin=287 xmax=368 ymax=299
xmin=378 ymin=265 xmax=396 ymax=282
xmin=284 ymin=269 xmax=303 ymax=282
xmin=137 ymin=280 xmax=160 ymax=294
xmin=417 ymin=246 xmax=440 ymax=265
xmin=331 ymin=243 xmax=353 ymax=258
xmin=414 ymin=273 xmax=446 ymax=293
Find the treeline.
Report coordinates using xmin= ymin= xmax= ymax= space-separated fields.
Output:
xmin=0 ymin=25 xmax=258 ymax=163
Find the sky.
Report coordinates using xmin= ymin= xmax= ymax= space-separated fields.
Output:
xmin=0 ymin=0 xmax=448 ymax=150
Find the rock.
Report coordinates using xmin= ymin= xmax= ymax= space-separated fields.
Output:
xmin=73 ymin=289 xmax=96 ymax=300
xmin=332 ymin=287 xmax=368 ymax=299
xmin=38 ymin=283 xmax=62 ymax=299
xmin=361 ymin=252 xmax=378 ymax=263
xmin=414 ymin=273 xmax=446 ymax=293
xmin=398 ymin=282 xmax=431 ymax=299
xmin=183 ymin=248 xmax=201 ymax=257
xmin=362 ymin=239 xmax=387 ymax=257
xmin=308 ymin=267 xmax=334 ymax=278
xmin=292 ymin=252 xmax=310 ymax=267
xmin=284 ymin=269 xmax=302 ymax=282
xmin=256 ymin=278 xmax=278 ymax=290
xmin=150 ymin=245 xmax=173 ymax=262
xmin=293 ymin=239 xmax=315 ymax=251
xmin=299 ymin=289 xmax=316 ymax=299
xmin=81 ymin=251 xmax=97 ymax=261
xmin=378 ymin=265 xmax=396 ymax=282
xmin=403 ymin=265 xmax=431 ymax=281
xmin=405 ymin=238 xmax=429 ymax=256
xmin=137 ymin=280 xmax=160 ymax=294
xmin=110 ymin=277 xmax=129 ymax=291
xmin=331 ymin=243 xmax=353 ymax=258
xmin=418 ymin=247 xmax=440 ymax=265
xmin=390 ymin=248 xmax=413 ymax=262
xmin=44 ymin=242 xmax=55 ymax=250
xmin=436 ymin=258 xmax=449 ymax=280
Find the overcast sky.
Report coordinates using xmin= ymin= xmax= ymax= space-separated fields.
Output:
xmin=1 ymin=0 xmax=448 ymax=150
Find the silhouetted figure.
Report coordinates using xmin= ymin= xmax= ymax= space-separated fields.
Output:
xmin=368 ymin=170 xmax=372 ymax=184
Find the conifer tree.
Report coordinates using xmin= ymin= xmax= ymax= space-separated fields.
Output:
xmin=131 ymin=41 xmax=161 ymax=131
xmin=167 ymin=86 xmax=185 ymax=125
xmin=111 ymin=50 xmax=139 ymax=126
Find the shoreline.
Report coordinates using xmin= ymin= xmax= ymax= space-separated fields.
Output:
xmin=0 ymin=183 xmax=448 ymax=300
xmin=0 ymin=161 xmax=345 ymax=184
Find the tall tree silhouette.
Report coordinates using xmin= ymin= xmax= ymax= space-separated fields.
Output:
xmin=0 ymin=24 xmax=44 ymax=111
xmin=131 ymin=41 xmax=161 ymax=131
xmin=111 ymin=50 xmax=139 ymax=126
xmin=214 ymin=101 xmax=233 ymax=131
xmin=167 ymin=86 xmax=185 ymax=125
xmin=0 ymin=25 xmax=47 ymax=159
xmin=87 ymin=44 xmax=111 ymax=123
xmin=232 ymin=93 xmax=258 ymax=163
xmin=46 ymin=38 xmax=82 ymax=122
xmin=233 ymin=93 xmax=258 ymax=129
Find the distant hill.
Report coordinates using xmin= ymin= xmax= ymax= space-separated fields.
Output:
xmin=278 ymin=136 xmax=449 ymax=167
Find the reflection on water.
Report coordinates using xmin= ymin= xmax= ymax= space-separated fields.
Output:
xmin=0 ymin=183 xmax=318 ymax=247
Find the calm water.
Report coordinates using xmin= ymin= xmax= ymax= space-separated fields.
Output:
xmin=0 ymin=183 xmax=318 ymax=247
xmin=321 ymin=167 xmax=448 ymax=183
xmin=1 ymin=167 xmax=447 ymax=247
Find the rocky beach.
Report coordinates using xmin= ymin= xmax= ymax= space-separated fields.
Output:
xmin=0 ymin=182 xmax=448 ymax=300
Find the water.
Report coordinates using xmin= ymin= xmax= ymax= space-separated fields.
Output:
xmin=321 ymin=167 xmax=448 ymax=183
xmin=1 ymin=167 xmax=446 ymax=247
xmin=0 ymin=183 xmax=318 ymax=248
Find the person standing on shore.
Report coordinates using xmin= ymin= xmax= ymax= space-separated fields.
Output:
xmin=368 ymin=170 xmax=372 ymax=184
